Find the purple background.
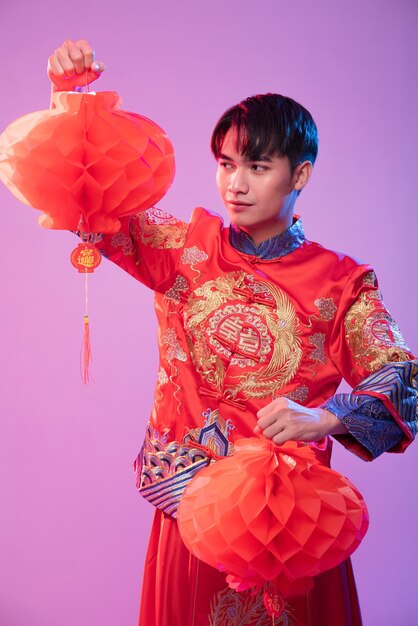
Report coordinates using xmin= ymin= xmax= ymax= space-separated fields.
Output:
xmin=1 ymin=1 xmax=417 ymax=625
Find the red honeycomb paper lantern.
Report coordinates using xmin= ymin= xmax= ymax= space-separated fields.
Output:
xmin=0 ymin=90 xmax=175 ymax=233
xmin=177 ymin=438 xmax=369 ymax=614
xmin=0 ymin=89 xmax=175 ymax=383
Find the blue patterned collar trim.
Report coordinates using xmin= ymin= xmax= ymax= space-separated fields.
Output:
xmin=228 ymin=216 xmax=305 ymax=260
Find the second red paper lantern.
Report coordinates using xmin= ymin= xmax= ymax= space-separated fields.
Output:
xmin=177 ymin=437 xmax=369 ymax=616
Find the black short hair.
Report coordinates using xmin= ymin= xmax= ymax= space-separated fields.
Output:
xmin=210 ymin=93 xmax=318 ymax=172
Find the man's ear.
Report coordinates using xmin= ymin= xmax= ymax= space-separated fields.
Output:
xmin=293 ymin=161 xmax=313 ymax=192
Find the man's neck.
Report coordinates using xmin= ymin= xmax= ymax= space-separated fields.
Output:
xmin=238 ymin=217 xmax=294 ymax=247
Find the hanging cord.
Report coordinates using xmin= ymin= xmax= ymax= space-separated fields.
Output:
xmin=80 ymin=74 xmax=92 ymax=383
xmin=81 ymin=266 xmax=92 ymax=383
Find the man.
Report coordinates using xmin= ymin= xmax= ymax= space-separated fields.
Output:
xmin=48 ymin=39 xmax=417 ymax=626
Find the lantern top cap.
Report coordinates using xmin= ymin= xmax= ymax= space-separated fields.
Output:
xmin=51 ymin=90 xmax=123 ymax=112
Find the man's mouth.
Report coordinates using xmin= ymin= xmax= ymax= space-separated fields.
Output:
xmin=227 ymin=200 xmax=252 ymax=207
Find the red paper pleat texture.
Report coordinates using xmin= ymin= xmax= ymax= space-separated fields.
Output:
xmin=177 ymin=437 xmax=369 ymax=608
xmin=0 ymin=90 xmax=175 ymax=383
xmin=0 ymin=90 xmax=175 ymax=233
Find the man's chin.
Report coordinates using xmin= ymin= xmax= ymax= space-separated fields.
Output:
xmin=228 ymin=213 xmax=253 ymax=227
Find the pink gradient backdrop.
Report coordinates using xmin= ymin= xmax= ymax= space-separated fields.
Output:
xmin=1 ymin=1 xmax=417 ymax=625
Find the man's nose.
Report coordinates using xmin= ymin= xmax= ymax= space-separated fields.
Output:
xmin=228 ymin=168 xmax=249 ymax=194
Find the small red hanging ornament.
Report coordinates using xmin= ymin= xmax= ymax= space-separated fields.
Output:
xmin=70 ymin=242 xmax=102 ymax=273
xmin=0 ymin=89 xmax=175 ymax=381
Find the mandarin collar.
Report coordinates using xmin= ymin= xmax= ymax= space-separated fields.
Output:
xmin=228 ymin=215 xmax=305 ymax=260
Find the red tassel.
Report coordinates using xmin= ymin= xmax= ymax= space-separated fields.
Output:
xmin=82 ymin=314 xmax=92 ymax=384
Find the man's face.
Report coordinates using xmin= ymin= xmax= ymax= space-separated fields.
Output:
xmin=216 ymin=130 xmax=299 ymax=244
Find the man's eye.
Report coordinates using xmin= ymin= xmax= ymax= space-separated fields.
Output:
xmin=251 ymin=164 xmax=267 ymax=172
xmin=219 ymin=161 xmax=233 ymax=169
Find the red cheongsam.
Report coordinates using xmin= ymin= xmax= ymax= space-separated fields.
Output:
xmin=96 ymin=207 xmax=416 ymax=626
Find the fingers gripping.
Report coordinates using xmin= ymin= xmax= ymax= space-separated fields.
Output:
xmin=47 ymin=38 xmax=106 ymax=90
xmin=255 ymin=397 xmax=290 ymax=440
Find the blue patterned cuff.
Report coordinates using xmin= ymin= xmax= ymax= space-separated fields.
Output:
xmin=323 ymin=359 xmax=417 ymax=460
xmin=322 ymin=394 xmax=404 ymax=460
xmin=72 ymin=231 xmax=104 ymax=244
xmin=354 ymin=359 xmax=417 ymax=437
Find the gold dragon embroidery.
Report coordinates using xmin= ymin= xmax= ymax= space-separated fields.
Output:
xmin=131 ymin=208 xmax=188 ymax=249
xmin=209 ymin=586 xmax=294 ymax=626
xmin=345 ymin=289 xmax=411 ymax=372
xmin=184 ymin=271 xmax=302 ymax=399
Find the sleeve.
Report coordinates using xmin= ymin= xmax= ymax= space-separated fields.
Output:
xmin=322 ymin=267 xmax=417 ymax=461
xmin=94 ymin=207 xmax=192 ymax=291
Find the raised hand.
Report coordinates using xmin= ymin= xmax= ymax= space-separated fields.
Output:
xmin=47 ymin=39 xmax=106 ymax=92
